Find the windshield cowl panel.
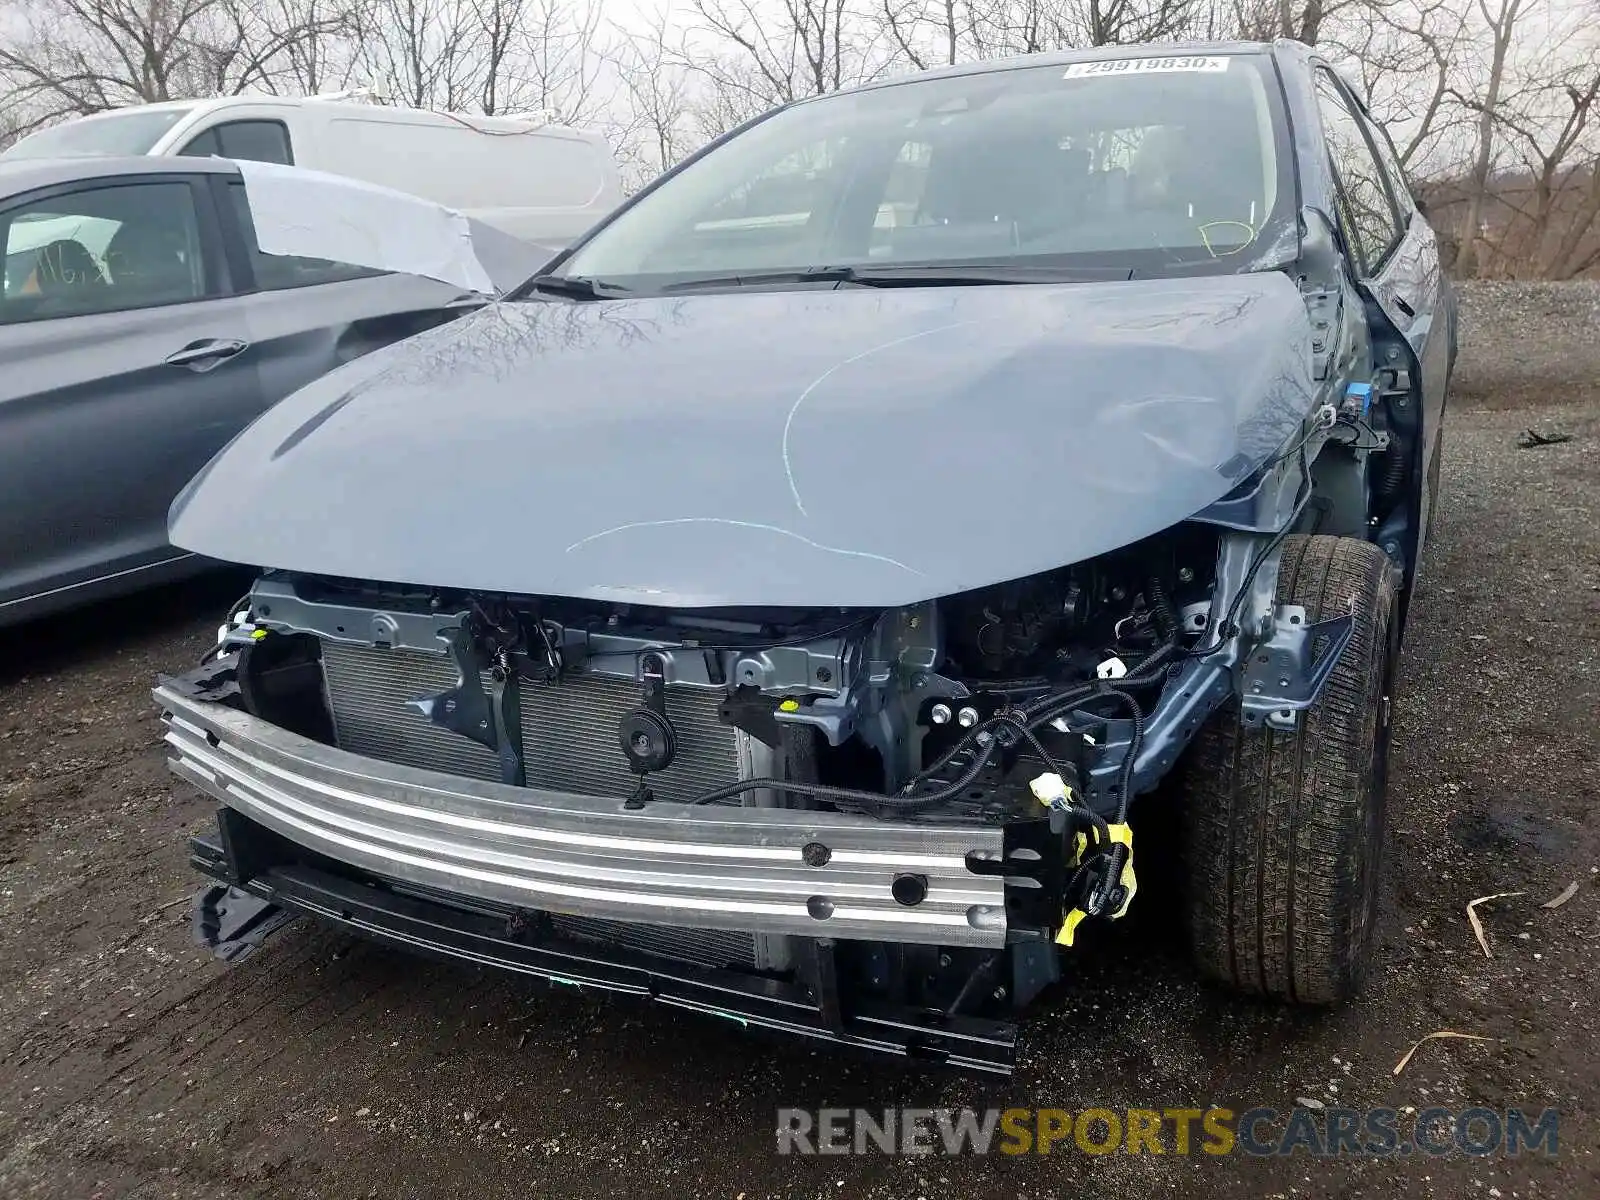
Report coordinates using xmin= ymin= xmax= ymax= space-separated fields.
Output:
xmin=558 ymin=53 xmax=1295 ymax=293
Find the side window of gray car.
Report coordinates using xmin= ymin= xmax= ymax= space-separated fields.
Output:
xmin=0 ymin=181 xmax=209 ymax=325
xmin=225 ymin=180 xmax=383 ymax=290
xmin=1355 ymin=106 xmax=1417 ymax=219
xmin=1315 ymin=70 xmax=1404 ymax=275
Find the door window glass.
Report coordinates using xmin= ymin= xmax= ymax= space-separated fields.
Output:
xmin=0 ymin=181 xmax=207 ymax=323
xmin=180 ymin=129 xmax=222 ymax=158
xmin=180 ymin=120 xmax=294 ymax=165
xmin=1355 ymin=106 xmax=1416 ymax=218
xmin=1314 ymin=70 xmax=1402 ymax=273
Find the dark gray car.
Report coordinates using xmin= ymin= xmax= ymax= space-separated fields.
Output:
xmin=156 ymin=41 xmax=1454 ymax=1075
xmin=0 ymin=156 xmax=518 ymax=625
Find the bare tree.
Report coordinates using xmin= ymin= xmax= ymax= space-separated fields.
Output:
xmin=688 ymin=0 xmax=882 ymax=106
xmin=272 ymin=0 xmax=363 ymax=93
xmin=192 ymin=0 xmax=361 ymax=96
xmin=1220 ymin=0 xmax=1352 ymax=43
xmin=963 ymin=0 xmax=1056 ymax=55
xmin=1475 ymin=60 xmax=1600 ymax=278
xmin=468 ymin=0 xmax=523 ymax=113
xmin=684 ymin=52 xmax=775 ymax=138
xmin=1078 ymin=0 xmax=1203 ymax=44
xmin=352 ymin=0 xmax=481 ymax=109
xmin=0 ymin=0 xmax=357 ymax=132
xmin=1539 ymin=82 xmax=1600 ymax=278
xmin=879 ymin=0 xmax=964 ymax=68
xmin=508 ymin=0 xmax=608 ymax=121
xmin=1452 ymin=0 xmax=1526 ymax=277
xmin=611 ymin=9 xmax=695 ymax=186
xmin=1333 ymin=0 xmax=1471 ymax=170
xmin=880 ymin=0 xmax=1210 ymax=61
xmin=4 ymin=0 xmax=1600 ymax=281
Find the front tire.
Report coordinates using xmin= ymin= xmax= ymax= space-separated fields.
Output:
xmin=1182 ymin=534 xmax=1398 ymax=1004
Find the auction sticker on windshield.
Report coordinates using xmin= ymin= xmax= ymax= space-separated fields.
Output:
xmin=1063 ymin=56 xmax=1230 ymax=77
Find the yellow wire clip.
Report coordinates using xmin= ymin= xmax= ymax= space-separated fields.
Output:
xmin=1103 ymin=822 xmax=1137 ymax=919
xmin=1033 ymin=767 xmax=1138 ymax=944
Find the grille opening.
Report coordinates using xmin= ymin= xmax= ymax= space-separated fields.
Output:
xmin=319 ymin=642 xmax=742 ymax=805
xmin=317 ymin=641 xmax=768 ymax=971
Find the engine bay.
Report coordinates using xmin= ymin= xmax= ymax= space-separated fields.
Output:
xmin=220 ymin=524 xmax=1221 ymax=833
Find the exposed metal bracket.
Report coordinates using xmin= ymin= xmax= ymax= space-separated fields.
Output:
xmin=246 ymin=575 xmax=850 ymax=696
xmin=192 ymin=883 xmax=297 ymax=963
xmin=1239 ymin=604 xmax=1356 ymax=731
xmin=1329 ymin=415 xmax=1392 ymax=454
xmin=408 ymin=626 xmax=526 ymax=785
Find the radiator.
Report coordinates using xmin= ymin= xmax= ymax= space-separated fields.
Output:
xmin=318 ymin=642 xmax=768 ymax=970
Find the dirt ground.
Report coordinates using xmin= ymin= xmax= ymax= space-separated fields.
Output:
xmin=1 ymin=284 xmax=1596 ymax=1200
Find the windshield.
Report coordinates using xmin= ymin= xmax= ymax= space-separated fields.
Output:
xmin=555 ymin=53 xmax=1290 ymax=291
xmin=2 ymin=109 xmax=193 ymax=160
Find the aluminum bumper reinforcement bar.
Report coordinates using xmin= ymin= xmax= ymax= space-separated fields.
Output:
xmin=155 ymin=684 xmax=1009 ymax=948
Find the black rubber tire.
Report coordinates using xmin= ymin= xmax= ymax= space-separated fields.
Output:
xmin=1182 ymin=534 xmax=1399 ymax=1005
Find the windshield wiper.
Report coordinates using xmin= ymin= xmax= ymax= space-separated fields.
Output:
xmin=517 ymin=274 xmax=631 ymax=301
xmin=662 ymin=263 xmax=1132 ymax=292
xmin=834 ymin=263 xmax=1134 ymax=285
xmin=660 ymin=267 xmax=859 ymax=292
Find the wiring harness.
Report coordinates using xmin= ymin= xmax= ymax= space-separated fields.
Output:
xmin=686 ymin=623 xmax=1179 ymax=815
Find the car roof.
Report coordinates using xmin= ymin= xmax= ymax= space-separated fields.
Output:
xmin=80 ymin=97 xmax=206 ymax=115
xmin=19 ymin=96 xmax=598 ymax=138
xmin=807 ymin=38 xmax=1283 ymax=101
xmin=0 ymin=154 xmax=241 ymax=197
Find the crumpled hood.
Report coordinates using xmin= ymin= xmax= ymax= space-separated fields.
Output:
xmin=169 ymin=274 xmax=1317 ymax=608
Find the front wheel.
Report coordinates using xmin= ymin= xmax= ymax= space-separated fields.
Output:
xmin=1181 ymin=534 xmax=1399 ymax=1004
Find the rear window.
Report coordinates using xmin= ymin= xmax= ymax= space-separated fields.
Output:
xmin=2 ymin=109 xmax=192 ymax=160
xmin=320 ymin=118 xmax=606 ymax=209
xmin=224 ymin=180 xmax=381 ymax=290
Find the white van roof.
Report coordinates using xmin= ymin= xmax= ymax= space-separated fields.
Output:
xmin=3 ymin=96 xmax=622 ymax=247
xmin=141 ymin=94 xmax=587 ymax=136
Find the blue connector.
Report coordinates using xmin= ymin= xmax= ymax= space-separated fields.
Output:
xmin=1344 ymin=380 xmax=1374 ymax=415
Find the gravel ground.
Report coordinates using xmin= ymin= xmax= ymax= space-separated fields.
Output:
xmin=0 ymin=282 xmax=1596 ymax=1199
xmin=1451 ymin=280 xmax=1600 ymax=408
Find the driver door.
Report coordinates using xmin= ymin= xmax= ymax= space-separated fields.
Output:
xmin=1311 ymin=67 xmax=1453 ymax=568
xmin=0 ymin=171 xmax=264 ymax=622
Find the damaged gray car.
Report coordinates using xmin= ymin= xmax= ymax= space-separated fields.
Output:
xmin=155 ymin=40 xmax=1454 ymax=1074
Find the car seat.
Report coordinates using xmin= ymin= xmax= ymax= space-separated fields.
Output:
xmin=1128 ymin=123 xmax=1265 ymax=254
xmin=104 ymin=217 xmax=198 ymax=303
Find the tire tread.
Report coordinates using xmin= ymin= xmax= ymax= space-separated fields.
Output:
xmin=1184 ymin=534 xmax=1395 ymax=1005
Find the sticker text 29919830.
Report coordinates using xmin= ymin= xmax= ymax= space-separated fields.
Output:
xmin=1063 ymin=56 xmax=1231 ymax=78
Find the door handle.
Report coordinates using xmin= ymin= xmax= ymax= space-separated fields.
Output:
xmin=164 ymin=338 xmax=249 ymax=371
